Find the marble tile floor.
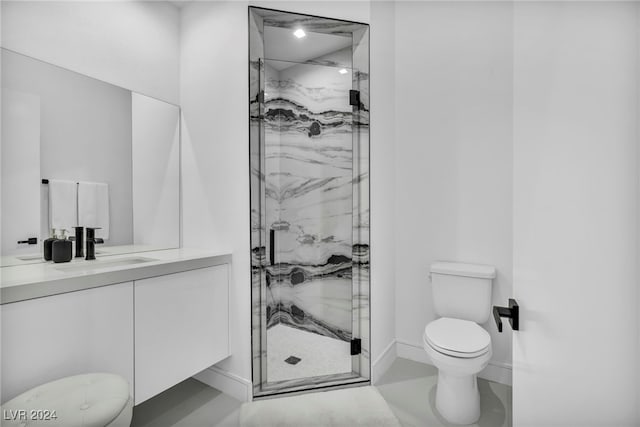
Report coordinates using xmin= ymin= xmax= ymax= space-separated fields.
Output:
xmin=131 ymin=357 xmax=512 ymax=427
xmin=266 ymin=324 xmax=352 ymax=383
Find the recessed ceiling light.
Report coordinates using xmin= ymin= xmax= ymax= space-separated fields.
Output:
xmin=293 ymin=28 xmax=306 ymax=38
xmin=339 ymin=68 xmax=348 ymax=74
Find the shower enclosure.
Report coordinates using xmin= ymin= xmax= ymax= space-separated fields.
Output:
xmin=249 ymin=7 xmax=370 ymax=397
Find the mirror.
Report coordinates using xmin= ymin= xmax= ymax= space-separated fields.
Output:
xmin=1 ymin=48 xmax=180 ymax=266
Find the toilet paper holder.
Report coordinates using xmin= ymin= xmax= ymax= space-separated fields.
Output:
xmin=493 ymin=299 xmax=519 ymax=332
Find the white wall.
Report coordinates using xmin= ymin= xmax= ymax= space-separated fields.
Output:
xmin=512 ymin=3 xmax=638 ymax=424
xmin=370 ymin=0 xmax=397 ymax=380
xmin=180 ymin=1 xmax=378 ymax=391
xmin=180 ymin=0 xmax=250 ymax=384
xmin=394 ymin=1 xmax=514 ymax=383
xmin=1 ymin=1 xmax=180 ymax=104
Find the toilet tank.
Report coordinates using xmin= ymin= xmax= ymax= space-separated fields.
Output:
xmin=430 ymin=262 xmax=496 ymax=324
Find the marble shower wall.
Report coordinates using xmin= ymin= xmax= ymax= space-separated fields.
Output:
xmin=250 ymin=7 xmax=370 ymax=395
xmin=265 ymin=59 xmax=354 ymax=342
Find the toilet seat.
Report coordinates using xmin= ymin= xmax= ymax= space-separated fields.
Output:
xmin=424 ymin=317 xmax=490 ymax=358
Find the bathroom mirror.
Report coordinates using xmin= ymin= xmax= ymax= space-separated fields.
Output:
xmin=1 ymin=48 xmax=180 ymax=266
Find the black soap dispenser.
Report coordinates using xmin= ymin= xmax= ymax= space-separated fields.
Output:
xmin=52 ymin=229 xmax=73 ymax=263
xmin=43 ymin=229 xmax=57 ymax=261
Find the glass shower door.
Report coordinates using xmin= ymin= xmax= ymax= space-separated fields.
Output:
xmin=249 ymin=6 xmax=370 ymax=397
xmin=264 ymin=59 xmax=354 ymax=384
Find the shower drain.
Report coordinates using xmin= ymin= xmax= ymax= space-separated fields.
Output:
xmin=284 ymin=356 xmax=301 ymax=365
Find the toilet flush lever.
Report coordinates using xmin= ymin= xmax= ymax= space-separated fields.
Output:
xmin=493 ymin=299 xmax=519 ymax=332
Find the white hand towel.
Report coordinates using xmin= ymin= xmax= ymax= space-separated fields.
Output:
xmin=48 ymin=179 xmax=77 ymax=233
xmin=78 ymin=181 xmax=110 ymax=240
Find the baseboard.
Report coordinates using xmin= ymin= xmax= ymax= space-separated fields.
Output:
xmin=395 ymin=340 xmax=512 ymax=386
xmin=371 ymin=339 xmax=397 ymax=384
xmin=396 ymin=339 xmax=430 ymax=364
xmin=480 ymin=359 xmax=512 ymax=386
xmin=193 ymin=364 xmax=252 ymax=403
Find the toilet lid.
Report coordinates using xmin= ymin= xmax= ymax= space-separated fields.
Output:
xmin=425 ymin=317 xmax=490 ymax=358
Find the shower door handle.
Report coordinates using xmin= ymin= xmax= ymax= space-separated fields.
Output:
xmin=269 ymin=229 xmax=275 ymax=266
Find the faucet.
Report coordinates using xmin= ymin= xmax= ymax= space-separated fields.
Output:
xmin=73 ymin=226 xmax=84 ymax=258
xmin=85 ymin=227 xmax=104 ymax=260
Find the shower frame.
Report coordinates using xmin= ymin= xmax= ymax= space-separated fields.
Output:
xmin=249 ymin=6 xmax=370 ymax=398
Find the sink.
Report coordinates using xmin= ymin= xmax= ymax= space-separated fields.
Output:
xmin=54 ymin=257 xmax=156 ymax=272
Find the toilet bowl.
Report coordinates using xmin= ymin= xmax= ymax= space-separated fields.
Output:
xmin=423 ymin=317 xmax=492 ymax=424
xmin=425 ymin=262 xmax=496 ymax=425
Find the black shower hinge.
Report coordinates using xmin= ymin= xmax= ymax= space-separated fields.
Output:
xmin=350 ymin=338 xmax=361 ymax=355
xmin=257 ymin=90 xmax=265 ymax=104
xmin=349 ymin=90 xmax=360 ymax=108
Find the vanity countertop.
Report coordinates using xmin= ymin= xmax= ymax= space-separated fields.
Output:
xmin=0 ymin=244 xmax=171 ymax=268
xmin=0 ymin=248 xmax=232 ymax=304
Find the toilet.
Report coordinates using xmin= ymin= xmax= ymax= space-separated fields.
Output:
xmin=423 ymin=261 xmax=496 ymax=425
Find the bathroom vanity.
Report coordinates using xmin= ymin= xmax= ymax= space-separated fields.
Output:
xmin=0 ymin=249 xmax=232 ymax=405
xmin=0 ymin=28 xmax=228 ymax=409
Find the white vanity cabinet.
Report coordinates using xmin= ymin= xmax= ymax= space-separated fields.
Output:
xmin=1 ymin=282 xmax=135 ymax=402
xmin=134 ymin=265 xmax=229 ymax=404
xmin=0 ymin=250 xmax=231 ymax=406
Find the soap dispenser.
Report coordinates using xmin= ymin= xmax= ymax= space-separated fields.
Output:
xmin=52 ymin=229 xmax=73 ymax=263
xmin=43 ymin=229 xmax=57 ymax=261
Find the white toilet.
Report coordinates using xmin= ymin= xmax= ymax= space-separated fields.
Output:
xmin=423 ymin=261 xmax=496 ymax=425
